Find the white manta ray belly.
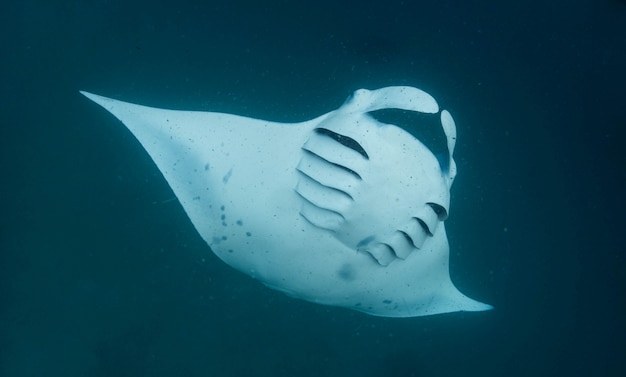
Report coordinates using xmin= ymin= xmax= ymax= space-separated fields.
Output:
xmin=81 ymin=86 xmax=492 ymax=317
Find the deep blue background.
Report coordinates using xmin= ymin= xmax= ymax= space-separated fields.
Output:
xmin=1 ymin=0 xmax=624 ymax=376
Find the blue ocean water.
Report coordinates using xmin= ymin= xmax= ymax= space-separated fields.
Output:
xmin=1 ymin=0 xmax=624 ymax=376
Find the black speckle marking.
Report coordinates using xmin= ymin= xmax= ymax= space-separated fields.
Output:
xmin=221 ymin=236 xmax=227 ymax=240
xmin=222 ymin=222 xmax=227 ymax=227
xmin=204 ymin=164 xmax=210 ymax=171
xmin=236 ymin=220 xmax=243 ymax=226
xmin=246 ymin=232 xmax=252 ymax=237
xmin=382 ymin=299 xmax=392 ymax=304
xmin=228 ymin=249 xmax=233 ymax=253
xmin=357 ymin=235 xmax=376 ymax=248
xmin=220 ymin=205 xmax=225 ymax=211
xmin=220 ymin=214 xmax=226 ymax=220
xmin=193 ymin=196 xmax=200 ymax=201
xmin=212 ymin=237 xmax=222 ymax=245
xmin=337 ymin=264 xmax=355 ymax=281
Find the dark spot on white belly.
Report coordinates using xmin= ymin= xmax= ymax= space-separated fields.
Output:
xmin=337 ymin=264 xmax=355 ymax=281
xmin=222 ymin=168 xmax=233 ymax=184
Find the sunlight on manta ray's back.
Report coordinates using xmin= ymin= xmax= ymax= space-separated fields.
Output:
xmin=80 ymin=86 xmax=492 ymax=317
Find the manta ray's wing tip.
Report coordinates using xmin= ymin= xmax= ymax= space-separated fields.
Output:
xmin=79 ymin=91 xmax=119 ymax=111
xmin=467 ymin=301 xmax=494 ymax=312
xmin=79 ymin=90 xmax=100 ymax=101
xmin=450 ymin=292 xmax=493 ymax=313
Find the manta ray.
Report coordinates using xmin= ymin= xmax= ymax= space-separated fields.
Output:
xmin=81 ymin=86 xmax=492 ymax=317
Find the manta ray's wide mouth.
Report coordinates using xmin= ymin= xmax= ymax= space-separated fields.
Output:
xmin=368 ymin=109 xmax=450 ymax=173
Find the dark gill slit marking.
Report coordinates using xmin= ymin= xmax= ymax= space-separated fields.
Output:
xmin=296 ymin=168 xmax=354 ymax=201
xmin=427 ymin=202 xmax=447 ymax=220
xmin=300 ymin=148 xmax=362 ymax=180
xmin=294 ymin=189 xmax=347 ymax=221
xmin=315 ymin=128 xmax=369 ymax=159
xmin=381 ymin=243 xmax=399 ymax=259
xmin=414 ymin=217 xmax=433 ymax=236
xmin=298 ymin=210 xmax=337 ymax=232
xmin=398 ymin=230 xmax=417 ymax=249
